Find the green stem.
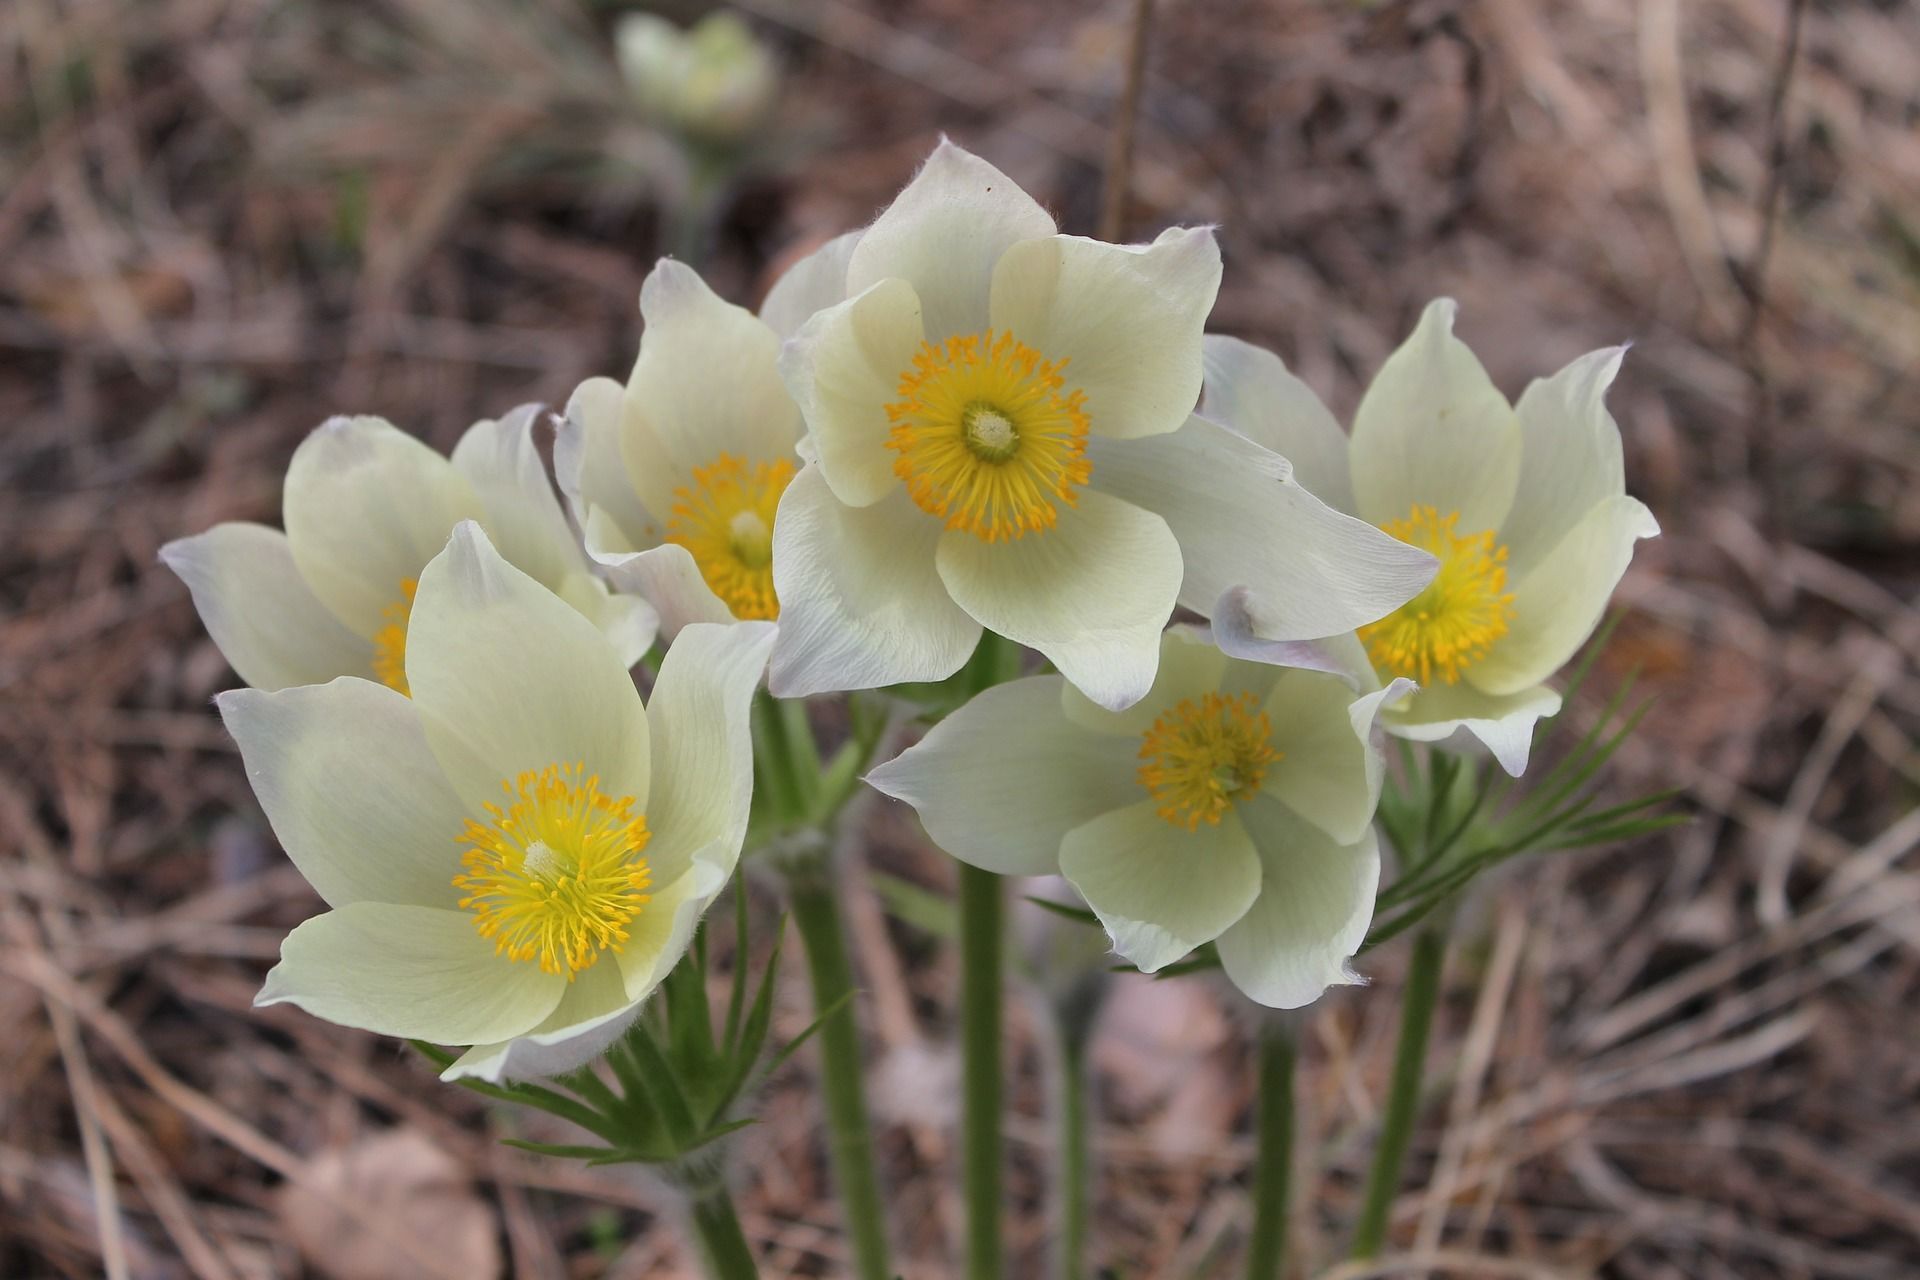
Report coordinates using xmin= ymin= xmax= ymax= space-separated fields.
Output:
xmin=1054 ymin=1025 xmax=1091 ymax=1280
xmin=686 ymin=1180 xmax=760 ymax=1280
xmin=1350 ymin=924 xmax=1447 ymax=1258
xmin=1244 ymin=1025 xmax=1295 ymax=1280
xmin=959 ymin=863 xmax=1005 ymax=1280
xmin=786 ymin=869 xmax=894 ymax=1280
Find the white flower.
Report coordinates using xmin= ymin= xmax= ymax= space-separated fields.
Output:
xmin=615 ymin=11 xmax=779 ymax=146
xmin=768 ymin=140 xmax=1434 ymax=710
xmin=161 ymin=409 xmax=655 ymax=694
xmin=559 ymin=255 xmax=843 ymax=635
xmin=1202 ymin=300 xmax=1660 ymax=774
xmin=219 ymin=523 xmax=774 ymax=1081
xmin=868 ymin=629 xmax=1409 ymax=1009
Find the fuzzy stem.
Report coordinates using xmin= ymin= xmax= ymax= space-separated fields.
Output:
xmin=1054 ymin=1025 xmax=1092 ymax=1280
xmin=1350 ymin=924 xmax=1447 ymax=1258
xmin=1244 ymin=1025 xmax=1296 ymax=1279
xmin=959 ymin=862 xmax=1005 ymax=1280
xmin=686 ymin=1180 xmax=759 ymax=1280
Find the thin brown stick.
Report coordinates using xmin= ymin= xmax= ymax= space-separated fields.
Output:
xmin=1098 ymin=0 xmax=1155 ymax=243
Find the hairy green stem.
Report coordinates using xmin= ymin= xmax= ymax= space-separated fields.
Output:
xmin=959 ymin=863 xmax=1005 ymax=1280
xmin=1350 ymin=925 xmax=1447 ymax=1258
xmin=1054 ymin=1027 xmax=1091 ymax=1280
xmin=1244 ymin=1026 xmax=1295 ymax=1280
xmin=686 ymin=1180 xmax=759 ymax=1280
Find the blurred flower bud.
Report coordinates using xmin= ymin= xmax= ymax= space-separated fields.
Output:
xmin=616 ymin=11 xmax=779 ymax=148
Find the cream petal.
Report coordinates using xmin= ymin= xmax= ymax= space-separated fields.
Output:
xmin=257 ymin=904 xmax=566 ymax=1046
xmin=594 ymin=542 xmax=736 ymax=638
xmin=160 ymin=524 xmax=370 ymax=691
xmin=989 ymin=228 xmax=1220 ymax=441
xmin=760 ymin=229 xmax=861 ymax=339
xmin=1500 ymin=346 xmax=1631 ymax=576
xmin=283 ymin=416 xmax=486 ymax=637
xmin=1470 ymin=495 xmax=1659 ymax=697
xmin=778 ymin=277 xmax=925 ymax=508
xmin=615 ymin=853 xmax=730 ymax=1002
xmin=1383 ymin=681 xmax=1563 ymax=777
xmin=1059 ymin=623 xmax=1227 ymax=739
xmin=1199 ymin=335 xmax=1355 ymax=513
xmin=1059 ymin=801 xmax=1260 ymax=973
xmin=845 ymin=139 xmax=1055 ymax=341
xmin=1089 ymin=415 xmax=1435 ymax=636
xmin=768 ymin=465 xmax=980 ymax=697
xmin=867 ymin=675 xmax=1144 ymax=876
xmin=406 ymin=523 xmax=650 ymax=810
xmin=217 ymin=680 xmax=469 ymax=910
xmin=1261 ymin=671 xmax=1411 ymax=846
xmin=550 ymin=569 xmax=659 ymax=668
xmin=1208 ymin=589 xmax=1377 ymax=688
xmin=451 ymin=404 xmax=583 ymax=588
xmin=1217 ymin=797 xmax=1378 ymax=1009
xmin=1348 ymin=299 xmax=1521 ymax=534
xmin=443 ymin=953 xmax=640 ymax=1082
xmin=559 ymin=376 xmax=656 ymax=551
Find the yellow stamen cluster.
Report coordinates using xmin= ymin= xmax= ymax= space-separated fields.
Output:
xmin=884 ymin=328 xmax=1092 ymax=542
xmin=1137 ymin=692 xmax=1279 ymax=831
xmin=1358 ymin=505 xmax=1515 ymax=684
xmin=666 ymin=453 xmax=795 ymax=620
xmin=452 ymin=762 xmax=652 ymax=980
xmin=370 ymin=577 xmax=418 ymax=696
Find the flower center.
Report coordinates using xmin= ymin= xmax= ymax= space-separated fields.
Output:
xmin=452 ymin=762 xmax=653 ymax=980
xmin=885 ymin=328 xmax=1092 ymax=542
xmin=1137 ymin=692 xmax=1279 ymax=831
xmin=370 ymin=578 xmax=418 ymax=696
xmin=666 ymin=453 xmax=795 ymax=620
xmin=1358 ymin=505 xmax=1516 ymax=684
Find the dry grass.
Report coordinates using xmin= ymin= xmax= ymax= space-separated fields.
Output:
xmin=3 ymin=0 xmax=1918 ymax=1276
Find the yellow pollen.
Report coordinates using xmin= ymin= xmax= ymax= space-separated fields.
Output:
xmin=1358 ymin=505 xmax=1516 ymax=684
xmin=452 ymin=762 xmax=652 ymax=980
xmin=370 ymin=578 xmax=418 ymax=696
xmin=1137 ymin=692 xmax=1279 ymax=831
xmin=885 ymin=328 xmax=1092 ymax=542
xmin=666 ymin=453 xmax=795 ymax=620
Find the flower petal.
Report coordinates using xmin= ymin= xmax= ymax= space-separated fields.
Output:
xmin=1348 ymin=299 xmax=1521 ymax=534
xmin=1200 ymin=335 xmax=1355 ymax=513
xmin=614 ymin=854 xmax=730 ymax=1002
xmin=1208 ymin=589 xmax=1376 ymax=688
xmin=407 ymin=523 xmax=650 ymax=809
xmin=768 ymin=464 xmax=980 ymax=697
xmin=1217 ymin=797 xmax=1378 ymax=1009
xmin=845 ymin=139 xmax=1054 ymax=341
xmin=1060 ymin=801 xmax=1260 ymax=973
xmin=1261 ymin=670 xmax=1410 ymax=846
xmin=1384 ymin=681 xmax=1563 ymax=777
xmin=760 ymin=229 xmax=861 ymax=339
xmin=1059 ymin=623 xmax=1227 ymax=739
xmin=867 ymin=675 xmax=1143 ymax=876
xmin=160 ymin=524 xmax=370 ymax=691
xmin=283 ymin=416 xmax=485 ymax=636
xmin=778 ymin=277 xmax=925 ymax=508
xmin=559 ymin=376 xmax=656 ymax=551
xmin=549 ymin=569 xmax=659 ymax=667
xmin=936 ymin=489 xmax=1181 ymax=712
xmin=451 ymin=404 xmax=584 ymax=587
xmin=443 ymin=953 xmax=639 ymax=1082
xmin=1500 ymin=346 xmax=1631 ymax=576
xmin=1469 ymin=495 xmax=1659 ymax=697
xmin=259 ymin=903 xmax=565 ymax=1045
xmin=989 ymin=227 xmax=1221 ymax=440
xmin=594 ymin=542 xmax=736 ymax=638
xmin=1089 ymin=415 xmax=1435 ymax=637
xmin=217 ymin=680 xmax=469 ymax=910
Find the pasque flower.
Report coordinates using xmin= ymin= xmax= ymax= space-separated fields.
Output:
xmin=1203 ymin=300 xmax=1659 ymax=774
xmin=219 ymin=523 xmax=774 ymax=1081
xmin=615 ymin=10 xmax=780 ymax=148
xmin=162 ymin=409 xmax=654 ymax=694
xmin=868 ymin=629 xmax=1411 ymax=1008
xmin=768 ymin=140 xmax=1435 ymax=710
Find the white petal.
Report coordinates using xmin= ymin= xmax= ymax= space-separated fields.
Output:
xmin=936 ymin=489 xmax=1181 ymax=712
xmin=990 ymin=228 xmax=1220 ymax=441
xmin=283 ymin=416 xmax=485 ymax=636
xmin=160 ymin=524 xmax=369 ymax=691
xmin=1349 ymin=299 xmax=1521 ymax=534
xmin=1217 ymin=798 xmax=1378 ymax=1009
xmin=778 ymin=277 xmax=925 ymax=508
xmin=1208 ymin=589 xmax=1377 ymax=689
xmin=1261 ymin=671 xmax=1409 ymax=846
xmin=867 ymin=675 xmax=1143 ymax=875
xmin=1059 ymin=801 xmax=1260 ymax=972
xmin=258 ymin=904 xmax=565 ymax=1045
xmin=614 ymin=854 xmax=730 ymax=1002
xmin=1501 ymin=346 xmax=1631 ymax=576
xmin=845 ymin=139 xmax=1054 ymax=340
xmin=760 ymin=229 xmax=861 ymax=339
xmin=1470 ymin=495 xmax=1659 ymax=696
xmin=451 ymin=404 xmax=583 ymax=587
xmin=1089 ymin=415 xmax=1435 ymax=636
xmin=444 ymin=953 xmax=639 ymax=1082
xmin=218 ymin=680 xmax=469 ymax=910
xmin=1059 ymin=623 xmax=1226 ymax=739
xmin=1384 ymin=681 xmax=1563 ymax=777
xmin=407 ymin=523 xmax=650 ymax=809
xmin=768 ymin=465 xmax=979 ymax=697
xmin=1200 ymin=335 xmax=1355 ymax=513
xmin=594 ymin=542 xmax=736 ymax=638
xmin=559 ymin=376 xmax=655 ymax=551
xmin=550 ymin=569 xmax=659 ymax=667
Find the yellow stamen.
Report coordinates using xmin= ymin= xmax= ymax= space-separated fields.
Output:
xmin=452 ymin=762 xmax=652 ymax=980
xmin=885 ymin=328 xmax=1092 ymax=542
xmin=370 ymin=578 xmax=418 ymax=696
xmin=1137 ymin=692 xmax=1279 ymax=831
xmin=666 ymin=453 xmax=795 ymax=620
xmin=1358 ymin=505 xmax=1515 ymax=684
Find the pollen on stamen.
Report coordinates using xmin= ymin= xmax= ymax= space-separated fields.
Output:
xmin=1357 ymin=505 xmax=1516 ymax=684
xmin=369 ymin=577 xmax=418 ymax=695
xmin=666 ymin=453 xmax=794 ymax=620
xmin=1137 ymin=692 xmax=1279 ymax=832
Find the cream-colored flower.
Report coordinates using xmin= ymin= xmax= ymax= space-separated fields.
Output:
xmin=162 ymin=409 xmax=654 ymax=694
xmin=1202 ymin=300 xmax=1659 ymax=774
xmin=615 ymin=11 xmax=779 ymax=146
xmin=769 ymin=140 xmax=1434 ymax=710
xmin=220 ymin=523 xmax=773 ymax=1081
xmin=868 ymin=629 xmax=1409 ymax=1008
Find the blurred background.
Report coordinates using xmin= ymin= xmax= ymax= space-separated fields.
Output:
xmin=3 ymin=0 xmax=1918 ymax=1275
